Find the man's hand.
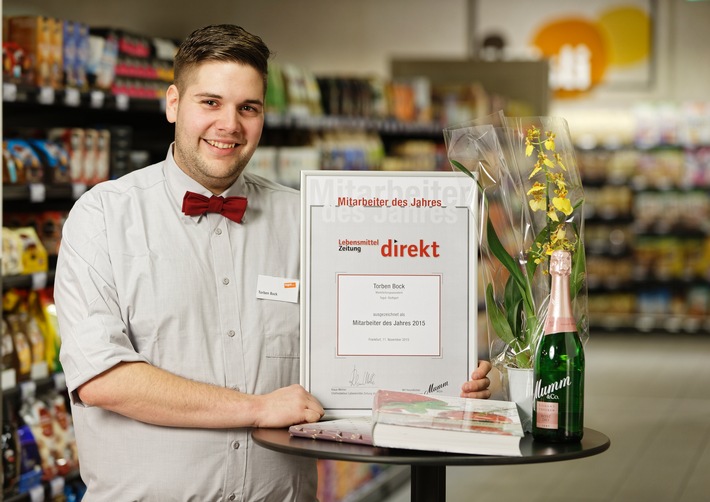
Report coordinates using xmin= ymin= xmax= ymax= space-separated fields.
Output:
xmin=252 ymin=384 xmax=324 ymax=428
xmin=460 ymin=360 xmax=492 ymax=399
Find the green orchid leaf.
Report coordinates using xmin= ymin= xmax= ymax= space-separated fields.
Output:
xmin=486 ymin=219 xmax=527 ymax=294
xmin=516 ymin=351 xmax=532 ymax=368
xmin=485 ymin=283 xmax=516 ymax=346
xmin=449 ymin=159 xmax=475 ymax=180
xmin=570 ymin=220 xmax=586 ymax=299
xmin=503 ymin=275 xmax=523 ymax=340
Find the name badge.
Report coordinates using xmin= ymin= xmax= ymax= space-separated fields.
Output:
xmin=256 ymin=275 xmax=299 ymax=303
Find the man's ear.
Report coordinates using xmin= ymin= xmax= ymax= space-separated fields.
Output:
xmin=165 ymin=84 xmax=179 ymax=124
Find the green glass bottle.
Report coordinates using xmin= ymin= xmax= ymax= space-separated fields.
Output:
xmin=532 ymin=250 xmax=585 ymax=443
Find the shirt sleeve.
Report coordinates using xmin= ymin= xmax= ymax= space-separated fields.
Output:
xmin=54 ymin=189 xmax=150 ymax=405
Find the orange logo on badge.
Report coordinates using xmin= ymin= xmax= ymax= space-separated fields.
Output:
xmin=283 ymin=282 xmax=297 ymax=288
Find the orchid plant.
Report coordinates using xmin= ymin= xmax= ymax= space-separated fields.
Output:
xmin=445 ymin=116 xmax=587 ymax=370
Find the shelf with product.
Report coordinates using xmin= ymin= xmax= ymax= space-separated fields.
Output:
xmin=575 ymin=106 xmax=710 ymax=334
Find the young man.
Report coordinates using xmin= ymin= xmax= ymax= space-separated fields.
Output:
xmin=55 ymin=24 xmax=491 ymax=500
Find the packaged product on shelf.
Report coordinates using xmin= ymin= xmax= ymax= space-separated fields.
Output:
xmin=19 ymin=392 xmax=60 ymax=482
xmin=152 ymin=36 xmax=178 ymax=63
xmin=43 ymin=390 xmax=79 ymax=475
xmin=265 ymin=62 xmax=287 ymax=115
xmin=2 ymin=227 xmax=23 ymax=276
xmin=2 ymin=319 xmax=18 ymax=390
xmin=246 ymin=146 xmax=278 ymax=182
xmin=62 ymin=20 xmax=90 ymax=90
xmin=2 ymin=399 xmax=22 ymax=497
xmin=95 ymin=129 xmax=111 ymax=183
xmin=34 ymin=211 xmax=67 ymax=256
xmin=6 ymin=16 xmax=63 ymax=88
xmin=278 ymin=147 xmax=321 ymax=187
xmin=16 ymin=422 xmax=43 ymax=494
xmin=6 ymin=314 xmax=32 ymax=383
xmin=87 ymin=29 xmax=118 ymax=90
xmin=20 ymin=311 xmax=48 ymax=380
xmin=11 ymin=227 xmax=49 ymax=275
xmin=27 ymin=139 xmax=72 ymax=185
xmin=48 ymin=127 xmax=86 ymax=183
xmin=2 ymin=141 xmax=26 ymax=185
xmin=282 ymin=64 xmax=311 ymax=117
xmin=5 ymin=139 xmax=44 ymax=184
xmin=2 ymin=41 xmax=34 ymax=85
xmin=82 ymin=128 xmax=100 ymax=183
xmin=29 ymin=289 xmax=63 ymax=374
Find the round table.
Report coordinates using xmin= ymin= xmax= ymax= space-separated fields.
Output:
xmin=252 ymin=427 xmax=610 ymax=502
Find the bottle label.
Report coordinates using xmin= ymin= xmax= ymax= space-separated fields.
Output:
xmin=536 ymin=401 xmax=559 ymax=429
xmin=544 ymin=316 xmax=576 ymax=334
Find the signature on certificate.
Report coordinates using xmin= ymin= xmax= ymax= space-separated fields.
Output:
xmin=349 ymin=366 xmax=376 ymax=387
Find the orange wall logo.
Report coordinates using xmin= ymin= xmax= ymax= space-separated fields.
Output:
xmin=531 ymin=6 xmax=651 ymax=97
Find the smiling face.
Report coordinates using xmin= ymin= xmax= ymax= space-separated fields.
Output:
xmin=165 ymin=61 xmax=265 ymax=194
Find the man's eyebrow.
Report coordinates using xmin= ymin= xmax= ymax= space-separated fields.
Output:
xmin=194 ymin=92 xmax=222 ymax=99
xmin=193 ymin=93 xmax=264 ymax=106
xmin=243 ymin=98 xmax=265 ymax=106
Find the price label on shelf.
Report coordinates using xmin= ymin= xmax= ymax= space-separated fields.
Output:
xmin=49 ymin=477 xmax=66 ymax=499
xmin=3 ymin=82 xmax=18 ymax=102
xmin=1 ymin=368 xmax=16 ymax=391
xmin=90 ymin=90 xmax=106 ymax=108
xmin=116 ymin=93 xmax=130 ymax=111
xmin=64 ymin=87 xmax=81 ymax=107
xmin=29 ymin=183 xmax=46 ymax=203
xmin=31 ymin=271 xmax=48 ymax=290
xmin=30 ymin=361 xmax=49 ymax=381
xmin=38 ymin=86 xmax=56 ymax=105
xmin=53 ymin=372 xmax=67 ymax=391
xmin=28 ymin=484 xmax=45 ymax=502
xmin=72 ymin=182 xmax=88 ymax=199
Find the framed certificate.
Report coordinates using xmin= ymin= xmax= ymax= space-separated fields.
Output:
xmin=300 ymin=171 xmax=478 ymax=417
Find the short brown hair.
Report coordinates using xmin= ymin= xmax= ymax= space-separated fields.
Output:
xmin=173 ymin=24 xmax=272 ymax=92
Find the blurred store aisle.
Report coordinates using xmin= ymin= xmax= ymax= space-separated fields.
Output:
xmin=384 ymin=333 xmax=710 ymax=502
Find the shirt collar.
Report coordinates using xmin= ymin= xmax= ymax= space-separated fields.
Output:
xmin=163 ymin=143 xmax=248 ymax=216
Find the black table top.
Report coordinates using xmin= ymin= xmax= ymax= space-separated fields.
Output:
xmin=252 ymin=427 xmax=610 ymax=467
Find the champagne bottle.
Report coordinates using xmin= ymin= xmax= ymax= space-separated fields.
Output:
xmin=532 ymin=249 xmax=585 ymax=443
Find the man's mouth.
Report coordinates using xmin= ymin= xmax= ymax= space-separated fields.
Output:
xmin=205 ymin=139 xmax=237 ymax=149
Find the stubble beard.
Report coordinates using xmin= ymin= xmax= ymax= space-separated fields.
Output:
xmin=175 ymin=141 xmax=251 ymax=194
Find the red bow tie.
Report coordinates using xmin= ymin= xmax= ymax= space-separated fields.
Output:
xmin=182 ymin=191 xmax=248 ymax=223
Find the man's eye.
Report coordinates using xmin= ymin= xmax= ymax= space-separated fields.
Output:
xmin=204 ymin=100 xmax=218 ymax=106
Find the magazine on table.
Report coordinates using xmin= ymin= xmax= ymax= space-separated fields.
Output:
xmin=289 ymin=389 xmax=524 ymax=457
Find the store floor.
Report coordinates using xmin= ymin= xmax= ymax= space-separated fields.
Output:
xmin=382 ymin=333 xmax=710 ymax=502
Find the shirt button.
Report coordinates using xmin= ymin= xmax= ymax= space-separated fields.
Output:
xmin=215 ymin=228 xmax=222 ymax=235
xmin=228 ymin=494 xmax=236 ymax=501
xmin=227 ymin=330 xmax=236 ymax=337
xmin=231 ymin=440 xmax=240 ymax=450
xmin=222 ymin=278 xmax=230 ymax=285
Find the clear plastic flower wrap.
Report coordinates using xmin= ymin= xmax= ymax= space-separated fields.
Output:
xmin=444 ymin=112 xmax=588 ymax=374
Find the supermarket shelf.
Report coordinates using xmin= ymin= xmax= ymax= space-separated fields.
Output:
xmin=264 ymin=112 xmax=442 ymax=136
xmin=3 ymin=470 xmax=81 ymax=502
xmin=590 ymin=313 xmax=710 ymax=334
xmin=3 ymin=83 xmax=442 ymax=138
xmin=2 ymin=271 xmax=55 ymax=292
xmin=343 ymin=465 xmax=409 ymax=502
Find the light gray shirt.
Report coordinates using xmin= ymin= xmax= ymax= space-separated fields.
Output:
xmin=54 ymin=146 xmax=316 ymax=501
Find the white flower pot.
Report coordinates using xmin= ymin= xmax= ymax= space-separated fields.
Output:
xmin=505 ymin=365 xmax=534 ymax=433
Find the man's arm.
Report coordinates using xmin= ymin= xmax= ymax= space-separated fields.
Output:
xmin=77 ymin=361 xmax=324 ymax=428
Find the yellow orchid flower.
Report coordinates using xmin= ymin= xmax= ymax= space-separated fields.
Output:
xmin=552 ymin=196 xmax=573 ymax=216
